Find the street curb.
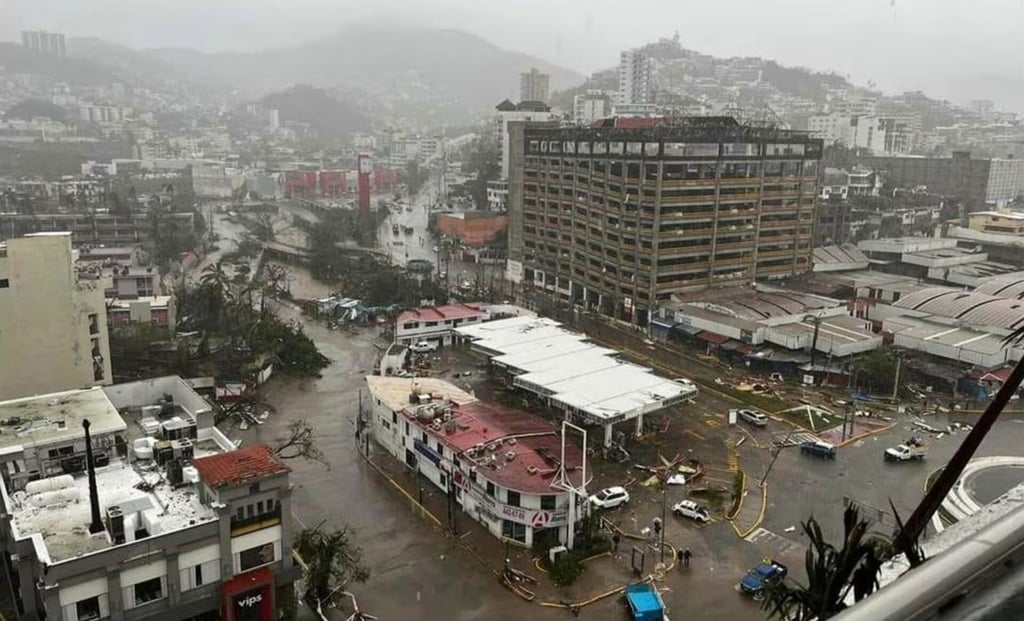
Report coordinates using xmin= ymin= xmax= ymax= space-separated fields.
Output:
xmin=737 ymin=485 xmax=769 ymax=539
xmin=833 ymin=421 xmax=896 ymax=448
xmin=358 ymin=446 xmax=444 ymax=528
xmin=726 ymin=470 xmax=746 ymax=521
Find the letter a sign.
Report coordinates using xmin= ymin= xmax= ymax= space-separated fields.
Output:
xmin=531 ymin=510 xmax=552 ymax=529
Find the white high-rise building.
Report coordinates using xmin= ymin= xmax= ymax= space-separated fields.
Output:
xmin=573 ymin=90 xmax=614 ymax=125
xmin=618 ymin=50 xmax=657 ymax=105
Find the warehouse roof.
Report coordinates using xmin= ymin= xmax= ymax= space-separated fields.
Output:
xmin=975 ymin=274 xmax=1024 ymax=299
xmin=893 ymin=287 xmax=1024 ymax=331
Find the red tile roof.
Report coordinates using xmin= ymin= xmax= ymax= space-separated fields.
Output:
xmin=396 ymin=303 xmax=486 ymax=326
xmin=402 ymin=400 xmax=587 ymax=493
xmin=193 ymin=445 xmax=291 ymax=488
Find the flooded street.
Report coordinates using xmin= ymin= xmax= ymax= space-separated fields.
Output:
xmin=238 ymin=280 xmax=551 ymax=620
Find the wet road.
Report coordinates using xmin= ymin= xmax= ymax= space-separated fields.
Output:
xmin=252 ymin=303 xmax=563 ymax=621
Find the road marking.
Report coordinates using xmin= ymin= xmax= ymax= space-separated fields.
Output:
xmin=704 ymin=418 xmax=723 ymax=428
xmin=684 ymin=429 xmax=706 ymax=441
xmin=745 ymin=527 xmax=803 ymax=556
xmin=727 ymin=445 xmax=740 ymax=472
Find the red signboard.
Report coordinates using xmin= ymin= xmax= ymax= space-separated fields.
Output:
xmin=221 ymin=567 xmax=275 ymax=621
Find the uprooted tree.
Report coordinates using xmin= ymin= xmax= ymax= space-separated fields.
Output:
xmin=273 ymin=419 xmax=327 ymax=467
xmin=294 ymin=522 xmax=370 ymax=608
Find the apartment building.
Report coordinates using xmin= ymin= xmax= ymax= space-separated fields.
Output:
xmin=618 ymin=50 xmax=656 ymax=105
xmin=394 ymin=303 xmax=488 ymax=346
xmin=0 ymin=233 xmax=112 ymax=400
xmin=0 ymin=377 xmax=296 ymax=621
xmin=365 ymin=376 xmax=587 ymax=548
xmin=21 ymin=30 xmax=66 ymax=57
xmin=494 ymin=100 xmax=559 ymax=180
xmin=572 ymin=90 xmax=614 ymax=125
xmin=519 ymin=68 xmax=550 ymax=103
xmin=506 ymin=116 xmax=823 ymax=325
xmin=0 ymin=212 xmax=196 ymax=247
xmin=107 ymin=296 xmax=176 ymax=330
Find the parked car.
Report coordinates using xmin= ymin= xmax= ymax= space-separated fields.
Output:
xmin=800 ymin=440 xmax=836 ymax=459
xmin=740 ymin=560 xmax=788 ymax=600
xmin=588 ymin=486 xmax=630 ymax=509
xmin=409 ymin=341 xmax=438 ymax=353
xmin=672 ymin=499 xmax=710 ymax=523
xmin=734 ymin=408 xmax=768 ymax=427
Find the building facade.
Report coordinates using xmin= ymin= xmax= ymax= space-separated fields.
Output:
xmin=572 ymin=90 xmax=614 ymax=125
xmin=0 ymin=233 xmax=112 ymax=400
xmin=0 ymin=378 xmax=297 ymax=621
xmin=494 ymin=100 xmax=559 ymax=181
xmin=365 ymin=376 xmax=587 ymax=548
xmin=855 ymin=153 xmax=995 ymax=208
xmin=519 ymin=68 xmax=550 ymax=103
xmin=506 ymin=117 xmax=823 ymax=325
xmin=394 ymin=304 xmax=488 ymax=346
xmin=618 ymin=50 xmax=656 ymax=106
xmin=21 ymin=30 xmax=66 ymax=56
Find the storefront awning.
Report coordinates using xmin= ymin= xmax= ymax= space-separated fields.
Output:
xmin=697 ymin=330 xmax=729 ymax=345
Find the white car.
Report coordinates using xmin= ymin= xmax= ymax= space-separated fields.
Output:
xmin=588 ymin=486 xmax=630 ymax=509
xmin=734 ymin=408 xmax=768 ymax=427
xmin=409 ymin=341 xmax=438 ymax=353
xmin=672 ymin=499 xmax=710 ymax=523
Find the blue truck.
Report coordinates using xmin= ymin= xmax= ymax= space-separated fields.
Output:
xmin=625 ymin=583 xmax=667 ymax=621
xmin=740 ymin=560 xmax=788 ymax=600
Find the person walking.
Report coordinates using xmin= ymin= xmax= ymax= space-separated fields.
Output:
xmin=612 ymin=533 xmax=621 ymax=553
xmin=677 ymin=547 xmax=685 ymax=568
xmin=683 ymin=548 xmax=692 ymax=568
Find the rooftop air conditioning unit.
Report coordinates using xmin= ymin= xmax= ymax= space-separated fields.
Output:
xmin=505 ymin=451 xmax=516 ymax=462
xmin=527 ymin=465 xmax=538 ymax=475
xmin=506 ymin=438 xmax=517 ymax=446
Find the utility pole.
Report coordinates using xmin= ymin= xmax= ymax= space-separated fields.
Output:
xmin=892 ymin=355 xmax=902 ymax=401
xmin=761 ymin=427 xmax=797 ymax=488
xmin=659 ymin=485 xmax=667 ymax=563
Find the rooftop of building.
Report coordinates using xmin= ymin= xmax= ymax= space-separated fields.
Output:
xmin=437 ymin=211 xmax=508 ymax=221
xmin=365 ymin=375 xmax=477 ymax=413
xmin=905 ymin=246 xmax=986 ymax=261
xmin=395 ymin=303 xmax=487 ymax=326
xmin=972 ymin=210 xmax=1024 ymax=220
xmin=368 ymin=377 xmax=586 ymax=493
xmin=857 ymin=237 xmax=958 ymax=253
xmin=523 ymin=116 xmax=820 ymax=143
xmin=666 ymin=285 xmax=842 ymax=322
xmin=0 ymin=388 xmax=127 ymax=457
xmin=936 ymin=263 xmax=1023 ymax=283
xmin=812 ymin=244 xmax=870 ymax=272
xmin=455 ymin=317 xmax=691 ymax=424
xmin=893 ymin=287 xmax=1024 ymax=331
xmin=193 ymin=445 xmax=290 ymax=489
xmin=108 ymin=295 xmax=173 ymax=309
xmin=771 ymin=315 xmax=881 ymax=346
xmin=975 ymin=274 xmax=1024 ymax=299
xmin=8 ymin=454 xmax=219 ymax=564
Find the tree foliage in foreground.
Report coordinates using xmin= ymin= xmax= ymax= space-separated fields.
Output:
xmin=763 ymin=507 xmax=890 ymax=621
xmin=295 ymin=524 xmax=369 ymax=607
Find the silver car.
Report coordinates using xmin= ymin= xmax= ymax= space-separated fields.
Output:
xmin=735 ymin=408 xmax=768 ymax=427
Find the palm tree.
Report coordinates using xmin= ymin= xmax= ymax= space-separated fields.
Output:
xmin=764 ymin=506 xmax=890 ymax=621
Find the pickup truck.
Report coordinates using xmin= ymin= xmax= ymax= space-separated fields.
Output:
xmin=885 ymin=444 xmax=927 ymax=462
xmin=409 ymin=341 xmax=438 ymax=353
xmin=739 ymin=560 xmax=788 ymax=601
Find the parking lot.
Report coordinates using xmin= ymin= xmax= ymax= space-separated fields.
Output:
xmin=416 ymin=341 xmax=1024 ymax=618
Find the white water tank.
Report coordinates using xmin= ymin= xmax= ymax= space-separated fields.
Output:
xmin=25 ymin=475 xmax=74 ymax=496
xmin=183 ymin=465 xmax=199 ymax=484
xmin=28 ymin=488 xmax=79 ymax=507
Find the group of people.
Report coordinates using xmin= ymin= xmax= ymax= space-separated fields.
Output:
xmin=610 ymin=533 xmax=693 ymax=568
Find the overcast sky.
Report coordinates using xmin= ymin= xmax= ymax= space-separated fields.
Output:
xmin=7 ymin=0 xmax=1024 ymax=110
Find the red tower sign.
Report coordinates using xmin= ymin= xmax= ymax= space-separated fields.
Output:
xmin=357 ymin=154 xmax=372 ymax=217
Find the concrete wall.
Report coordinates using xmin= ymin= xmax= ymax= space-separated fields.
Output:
xmin=506 ymin=121 xmax=526 ymax=264
xmin=0 ymin=234 xmax=112 ymax=400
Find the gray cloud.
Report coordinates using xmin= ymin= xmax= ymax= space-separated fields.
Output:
xmin=6 ymin=0 xmax=1024 ymax=109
